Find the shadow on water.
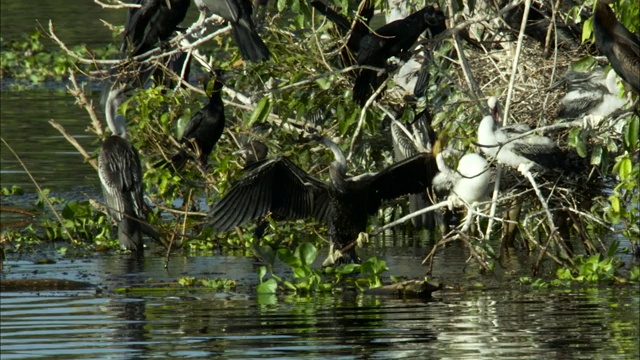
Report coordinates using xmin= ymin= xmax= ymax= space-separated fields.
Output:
xmin=1 ymin=245 xmax=639 ymax=359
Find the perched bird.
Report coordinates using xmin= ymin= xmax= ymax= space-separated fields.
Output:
xmin=353 ymin=6 xmax=446 ymax=106
xmin=208 ymin=135 xmax=439 ymax=264
xmin=593 ymin=0 xmax=640 ymax=94
xmin=500 ymin=0 xmax=582 ymax=51
xmin=99 ymin=84 xmax=158 ymax=252
xmin=477 ymin=98 xmax=571 ymax=175
xmin=391 ymin=108 xmax=437 ymax=230
xmin=195 ymin=0 xmax=270 ymax=62
xmin=311 ymin=0 xmax=375 ymax=67
xmin=157 ymin=72 xmax=226 ymax=172
xmin=121 ymin=0 xmax=191 ymax=56
xmin=557 ymin=68 xmax=626 ymax=119
xmin=433 ymin=151 xmax=492 ymax=208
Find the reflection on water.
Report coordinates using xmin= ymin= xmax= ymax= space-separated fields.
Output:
xmin=0 ymin=91 xmax=101 ymax=194
xmin=1 ymin=249 xmax=639 ymax=359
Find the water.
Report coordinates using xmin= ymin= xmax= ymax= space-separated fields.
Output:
xmin=1 ymin=1 xmax=639 ymax=358
xmin=2 ymin=246 xmax=639 ymax=359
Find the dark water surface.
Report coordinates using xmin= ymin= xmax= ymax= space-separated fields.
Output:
xmin=1 ymin=1 xmax=639 ymax=359
xmin=2 ymin=244 xmax=639 ymax=359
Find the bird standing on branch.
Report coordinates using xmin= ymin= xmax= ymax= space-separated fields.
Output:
xmin=195 ymin=0 xmax=271 ymax=62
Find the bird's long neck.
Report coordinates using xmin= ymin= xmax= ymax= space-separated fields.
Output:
xmin=477 ymin=115 xmax=497 ymax=148
xmin=207 ymin=80 xmax=224 ymax=110
xmin=105 ymin=86 xmax=128 ymax=139
xmin=594 ymin=0 xmax=617 ymax=32
xmin=322 ymin=137 xmax=349 ymax=193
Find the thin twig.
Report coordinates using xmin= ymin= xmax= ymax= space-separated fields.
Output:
xmin=371 ymin=201 xmax=450 ymax=236
xmin=502 ymin=0 xmax=531 ymax=125
xmin=93 ymin=0 xmax=140 ymax=9
xmin=1 ymin=138 xmax=76 ymax=243
xmin=67 ymin=70 xmax=104 ymax=138
xmin=348 ymin=77 xmax=387 ymax=160
xmin=49 ymin=120 xmax=98 ymax=171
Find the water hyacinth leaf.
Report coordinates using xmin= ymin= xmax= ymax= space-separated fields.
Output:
xmin=256 ymin=278 xmax=277 ymax=294
xmin=297 ymin=242 xmax=317 ymax=266
xmin=252 ymin=244 xmax=276 ymax=267
xmin=293 ymin=266 xmax=311 ymax=279
xmin=257 ymin=266 xmax=267 ymax=282
xmin=336 ymin=263 xmax=359 ymax=275
xmin=276 ymin=248 xmax=302 ymax=268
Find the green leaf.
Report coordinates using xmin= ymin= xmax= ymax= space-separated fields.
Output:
xmin=257 ymin=265 xmax=267 ymax=282
xmin=582 ymin=17 xmax=594 ymax=43
xmin=609 ymin=196 xmax=620 ymax=213
xmin=276 ymin=248 xmax=302 ymax=268
xmin=249 ymin=96 xmax=271 ymax=126
xmin=617 ymin=157 xmax=632 ymax=181
xmin=298 ymin=242 xmax=317 ymax=266
xmin=624 ymin=115 xmax=639 ymax=149
xmin=257 ymin=278 xmax=278 ymax=294
xmin=252 ymin=244 xmax=276 ymax=267
xmin=590 ymin=146 xmax=603 ymax=165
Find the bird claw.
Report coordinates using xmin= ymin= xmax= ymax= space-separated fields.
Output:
xmin=446 ymin=194 xmax=462 ymax=210
xmin=322 ymin=244 xmax=343 ymax=267
xmin=517 ymin=163 xmax=534 ymax=176
xmin=356 ymin=232 xmax=369 ymax=248
xmin=582 ymin=115 xmax=603 ymax=129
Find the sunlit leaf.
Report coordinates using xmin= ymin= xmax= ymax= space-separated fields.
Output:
xmin=298 ymin=242 xmax=317 ymax=266
xmin=256 ymin=278 xmax=278 ymax=294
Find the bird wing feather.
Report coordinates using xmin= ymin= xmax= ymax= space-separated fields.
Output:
xmin=366 ymin=153 xmax=438 ymax=214
xmin=98 ymin=136 xmax=144 ymax=222
xmin=208 ymin=157 xmax=328 ymax=232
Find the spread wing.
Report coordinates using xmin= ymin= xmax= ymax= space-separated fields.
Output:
xmin=365 ymin=153 xmax=439 ymax=214
xmin=208 ymin=157 xmax=330 ymax=232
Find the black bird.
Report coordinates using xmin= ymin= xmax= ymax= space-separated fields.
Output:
xmin=99 ymin=84 xmax=159 ymax=252
xmin=208 ymin=136 xmax=439 ymax=264
xmin=195 ymin=0 xmax=270 ymax=62
xmin=158 ymin=72 xmax=226 ymax=172
xmin=593 ymin=0 xmax=640 ymax=94
xmin=353 ymin=6 xmax=447 ymax=106
xmin=500 ymin=0 xmax=582 ymax=51
xmin=311 ymin=0 xmax=375 ymax=67
xmin=391 ymin=108 xmax=437 ymax=230
xmin=121 ymin=0 xmax=191 ymax=56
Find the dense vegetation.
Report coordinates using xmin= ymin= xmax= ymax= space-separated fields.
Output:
xmin=1 ymin=0 xmax=639 ymax=292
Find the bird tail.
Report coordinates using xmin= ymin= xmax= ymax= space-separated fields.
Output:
xmin=353 ymin=69 xmax=375 ymax=106
xmin=310 ymin=1 xmax=351 ymax=33
xmin=232 ymin=22 xmax=270 ymax=62
xmin=118 ymin=218 xmax=143 ymax=252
